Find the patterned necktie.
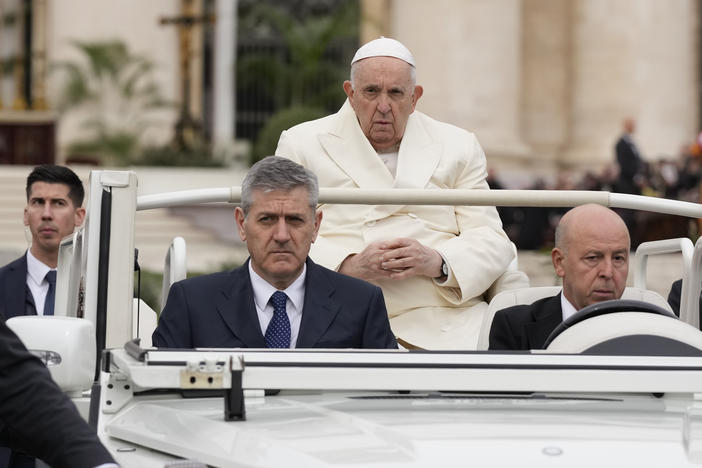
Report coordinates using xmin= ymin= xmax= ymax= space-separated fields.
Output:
xmin=44 ymin=270 xmax=57 ymax=316
xmin=265 ymin=291 xmax=291 ymax=348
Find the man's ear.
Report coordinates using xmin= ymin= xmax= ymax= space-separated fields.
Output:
xmin=411 ymin=85 xmax=423 ymax=110
xmin=74 ymin=207 xmax=86 ymax=227
xmin=234 ymin=207 xmax=247 ymax=242
xmin=551 ymin=247 xmax=566 ymax=278
xmin=23 ymin=207 xmax=29 ymax=226
xmin=343 ymin=81 xmax=354 ymax=102
xmin=311 ymin=210 xmax=323 ymax=243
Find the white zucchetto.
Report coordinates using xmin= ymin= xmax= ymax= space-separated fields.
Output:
xmin=350 ymin=36 xmax=415 ymax=67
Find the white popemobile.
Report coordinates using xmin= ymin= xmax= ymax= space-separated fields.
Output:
xmin=8 ymin=170 xmax=702 ymax=467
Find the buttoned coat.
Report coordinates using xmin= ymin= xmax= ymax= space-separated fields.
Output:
xmin=152 ymin=258 xmax=397 ymax=350
xmin=275 ymin=101 xmax=520 ymax=349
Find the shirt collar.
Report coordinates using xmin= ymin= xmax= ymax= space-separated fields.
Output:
xmin=248 ymin=261 xmax=306 ymax=310
xmin=560 ymin=292 xmax=578 ymax=321
xmin=26 ymin=249 xmax=53 ymax=285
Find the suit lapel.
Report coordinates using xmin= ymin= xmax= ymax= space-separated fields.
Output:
xmin=525 ymin=294 xmax=564 ymax=349
xmin=296 ymin=260 xmax=341 ymax=348
xmin=6 ymin=256 xmax=34 ymax=318
xmin=318 ymin=100 xmax=394 ymax=189
xmin=214 ymin=263 xmax=267 ymax=348
xmin=394 ymin=112 xmax=442 ymax=190
xmin=367 ymin=111 xmax=443 ymax=220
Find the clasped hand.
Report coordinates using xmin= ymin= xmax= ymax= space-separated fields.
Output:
xmin=339 ymin=238 xmax=443 ymax=282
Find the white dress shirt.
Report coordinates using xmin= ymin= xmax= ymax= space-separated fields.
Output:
xmin=377 ymin=149 xmax=399 ymax=177
xmin=560 ymin=293 xmax=578 ymax=321
xmin=25 ymin=250 xmax=55 ymax=316
xmin=248 ymin=262 xmax=305 ymax=348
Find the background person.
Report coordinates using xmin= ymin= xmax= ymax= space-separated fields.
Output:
xmin=0 ymin=165 xmax=85 ymax=321
xmin=275 ymin=37 xmax=525 ymax=350
xmin=489 ymin=204 xmax=630 ymax=351
xmin=153 ymin=157 xmax=397 ymax=350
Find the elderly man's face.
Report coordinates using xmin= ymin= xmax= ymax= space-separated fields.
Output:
xmin=235 ymin=187 xmax=322 ymax=290
xmin=343 ymin=57 xmax=423 ymax=152
xmin=552 ymin=209 xmax=630 ymax=311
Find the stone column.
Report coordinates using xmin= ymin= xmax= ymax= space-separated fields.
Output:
xmin=560 ymin=0 xmax=699 ymax=169
xmin=212 ymin=0 xmax=236 ymax=148
xmin=390 ymin=0 xmax=530 ymax=163
xmin=521 ymin=0 xmax=571 ymax=173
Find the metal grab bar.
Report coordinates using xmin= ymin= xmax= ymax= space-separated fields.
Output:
xmin=138 ymin=188 xmax=702 ymax=219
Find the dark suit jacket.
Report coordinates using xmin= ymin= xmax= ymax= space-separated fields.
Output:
xmin=152 ymin=258 xmax=398 ymax=349
xmin=488 ymin=294 xmax=563 ymax=351
xmin=0 ymin=316 xmax=114 ymax=468
xmin=0 ymin=255 xmax=36 ymax=321
xmin=615 ymin=134 xmax=642 ymax=194
xmin=0 ymin=255 xmax=38 ymax=468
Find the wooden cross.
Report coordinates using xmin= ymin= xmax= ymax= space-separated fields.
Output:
xmin=159 ymin=0 xmax=215 ymax=149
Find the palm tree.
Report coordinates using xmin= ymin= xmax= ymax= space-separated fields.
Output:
xmin=236 ymin=1 xmax=359 ymax=163
xmin=53 ymin=40 xmax=171 ymax=165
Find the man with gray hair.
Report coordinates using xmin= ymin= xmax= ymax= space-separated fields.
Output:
xmin=153 ymin=156 xmax=397 ymax=349
xmin=275 ymin=37 xmax=525 ymax=349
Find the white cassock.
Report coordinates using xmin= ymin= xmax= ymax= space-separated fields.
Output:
xmin=276 ymin=100 xmax=527 ymax=349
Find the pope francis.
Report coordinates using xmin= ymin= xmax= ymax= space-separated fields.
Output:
xmin=275 ymin=37 xmax=526 ymax=349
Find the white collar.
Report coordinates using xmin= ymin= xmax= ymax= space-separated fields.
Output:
xmin=248 ymin=261 xmax=306 ymax=311
xmin=26 ymin=249 xmax=53 ymax=285
xmin=560 ymin=292 xmax=578 ymax=321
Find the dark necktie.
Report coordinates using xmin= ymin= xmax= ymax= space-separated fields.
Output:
xmin=265 ymin=291 xmax=291 ymax=348
xmin=44 ymin=270 xmax=56 ymax=316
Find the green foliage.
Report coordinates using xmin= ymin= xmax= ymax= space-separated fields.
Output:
xmin=53 ymin=40 xmax=172 ymax=165
xmin=137 ymin=142 xmax=225 ymax=167
xmin=236 ymin=1 xmax=358 ymax=149
xmin=252 ymin=106 xmax=326 ymax=164
xmin=238 ymin=2 xmax=356 ymax=108
xmin=134 ymin=269 xmax=163 ymax=311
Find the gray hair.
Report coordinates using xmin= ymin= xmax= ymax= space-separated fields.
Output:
xmin=350 ymin=60 xmax=416 ymax=90
xmin=240 ymin=156 xmax=319 ymax=215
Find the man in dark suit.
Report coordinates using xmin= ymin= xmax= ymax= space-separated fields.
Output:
xmin=614 ymin=118 xmax=643 ymax=245
xmin=489 ymin=204 xmax=630 ymax=350
xmin=615 ymin=118 xmax=643 ymax=196
xmin=0 ymin=315 xmax=115 ymax=468
xmin=0 ymin=165 xmax=85 ymax=321
xmin=153 ymin=156 xmax=397 ymax=349
xmin=0 ymin=165 xmax=86 ymax=467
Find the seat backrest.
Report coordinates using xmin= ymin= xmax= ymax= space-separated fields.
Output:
xmin=620 ymin=287 xmax=672 ymax=312
xmin=476 ymin=286 xmax=673 ymax=350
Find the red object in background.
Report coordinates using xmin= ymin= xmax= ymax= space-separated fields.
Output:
xmin=0 ymin=113 xmax=55 ymax=165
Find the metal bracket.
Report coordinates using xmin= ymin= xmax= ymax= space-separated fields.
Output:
xmin=180 ymin=358 xmax=226 ymax=388
xmin=224 ymin=356 xmax=246 ymax=421
xmin=102 ymin=371 xmax=134 ymax=414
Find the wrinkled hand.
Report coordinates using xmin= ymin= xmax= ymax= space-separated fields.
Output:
xmin=338 ymin=241 xmax=396 ymax=282
xmin=379 ymin=238 xmax=444 ymax=280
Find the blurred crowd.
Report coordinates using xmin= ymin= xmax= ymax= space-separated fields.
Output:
xmin=489 ymin=139 xmax=702 ymax=251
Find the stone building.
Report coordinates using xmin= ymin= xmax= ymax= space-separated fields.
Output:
xmin=0 ymin=0 xmax=699 ymax=184
xmin=363 ymin=0 xmax=701 ymax=185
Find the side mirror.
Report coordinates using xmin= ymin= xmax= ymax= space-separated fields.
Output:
xmin=6 ymin=316 xmax=96 ymax=395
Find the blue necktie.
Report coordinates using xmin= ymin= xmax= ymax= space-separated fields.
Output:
xmin=265 ymin=291 xmax=291 ymax=348
xmin=43 ymin=270 xmax=56 ymax=316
